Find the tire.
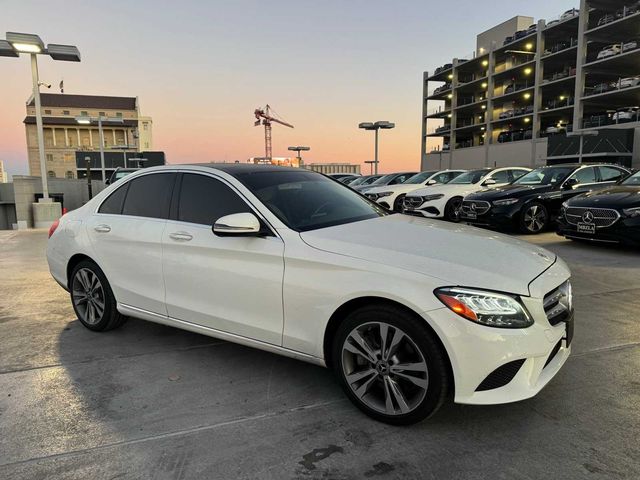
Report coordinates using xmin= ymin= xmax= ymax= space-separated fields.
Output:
xmin=519 ymin=202 xmax=548 ymax=234
xmin=444 ymin=197 xmax=463 ymax=222
xmin=393 ymin=194 xmax=406 ymax=213
xmin=69 ymin=260 xmax=126 ymax=332
xmin=331 ymin=304 xmax=450 ymax=425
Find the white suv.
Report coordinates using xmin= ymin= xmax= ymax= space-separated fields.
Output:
xmin=364 ymin=170 xmax=466 ymax=211
xmin=47 ymin=164 xmax=571 ymax=425
xmin=403 ymin=167 xmax=531 ymax=221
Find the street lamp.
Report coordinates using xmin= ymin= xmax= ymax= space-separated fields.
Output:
xmin=287 ymin=145 xmax=310 ymax=165
xmin=76 ymin=115 xmax=125 ymax=182
xmin=1 ymin=32 xmax=80 ymax=201
xmin=364 ymin=160 xmax=376 ymax=175
xmin=358 ymin=121 xmax=395 ymax=175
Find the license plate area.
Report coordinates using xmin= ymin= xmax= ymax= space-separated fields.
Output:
xmin=464 ymin=212 xmax=477 ymax=220
xmin=577 ymin=222 xmax=595 ymax=234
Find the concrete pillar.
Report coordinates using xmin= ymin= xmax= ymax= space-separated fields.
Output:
xmin=573 ymin=0 xmax=589 ymax=131
xmin=52 ymin=127 xmax=56 ymax=146
xmin=32 ymin=201 xmax=61 ymax=229
xmin=64 ymin=128 xmax=69 ymax=147
xmin=531 ymin=19 xmax=546 ymax=167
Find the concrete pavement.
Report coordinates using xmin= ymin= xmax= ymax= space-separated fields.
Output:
xmin=0 ymin=229 xmax=639 ymax=479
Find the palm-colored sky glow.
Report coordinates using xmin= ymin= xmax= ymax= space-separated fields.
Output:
xmin=0 ymin=0 xmax=575 ymax=178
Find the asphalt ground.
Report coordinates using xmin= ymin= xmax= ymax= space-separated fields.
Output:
xmin=0 ymin=229 xmax=639 ymax=480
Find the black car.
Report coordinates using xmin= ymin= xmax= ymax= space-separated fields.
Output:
xmin=557 ymin=170 xmax=640 ymax=245
xmin=460 ymin=164 xmax=631 ymax=234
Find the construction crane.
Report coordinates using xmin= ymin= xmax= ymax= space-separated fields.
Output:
xmin=254 ymin=105 xmax=294 ymax=161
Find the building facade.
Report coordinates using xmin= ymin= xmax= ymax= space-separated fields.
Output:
xmin=0 ymin=160 xmax=8 ymax=183
xmin=24 ymin=94 xmax=153 ymax=179
xmin=422 ymin=1 xmax=640 ymax=171
xmin=303 ymin=163 xmax=361 ymax=175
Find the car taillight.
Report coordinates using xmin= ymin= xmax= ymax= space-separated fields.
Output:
xmin=48 ymin=219 xmax=60 ymax=239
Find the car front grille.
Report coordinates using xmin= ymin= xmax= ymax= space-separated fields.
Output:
xmin=403 ymin=197 xmax=424 ymax=209
xmin=543 ymin=280 xmax=572 ymax=326
xmin=565 ymin=207 xmax=620 ymax=228
xmin=461 ymin=200 xmax=491 ymax=215
xmin=365 ymin=193 xmax=379 ymax=201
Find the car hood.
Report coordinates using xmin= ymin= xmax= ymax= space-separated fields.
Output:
xmin=466 ymin=184 xmax=554 ymax=201
xmin=407 ymin=183 xmax=481 ymax=198
xmin=300 ymin=215 xmax=556 ymax=296
xmin=569 ymin=185 xmax=640 ymax=208
xmin=366 ymin=184 xmax=424 ymax=195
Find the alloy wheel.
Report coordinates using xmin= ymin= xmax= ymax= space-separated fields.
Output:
xmin=341 ymin=322 xmax=429 ymax=416
xmin=523 ymin=205 xmax=547 ymax=233
xmin=448 ymin=198 xmax=463 ymax=221
xmin=72 ymin=268 xmax=106 ymax=325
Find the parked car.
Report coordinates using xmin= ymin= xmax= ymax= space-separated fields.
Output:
xmin=612 ymin=107 xmax=640 ymax=122
xmin=433 ymin=83 xmax=452 ymax=95
xmin=364 ymin=170 xmax=466 ymax=211
xmin=327 ymin=173 xmax=358 ymax=181
xmin=403 ymin=167 xmax=530 ymax=221
xmin=340 ymin=175 xmax=361 ymax=185
xmin=560 ymin=8 xmax=579 ymax=21
xmin=618 ymin=76 xmax=640 ymax=89
xmin=353 ymin=171 xmax=418 ymax=194
xmin=597 ymin=44 xmax=621 ymax=59
xmin=558 ymin=169 xmax=640 ymax=245
xmin=460 ymin=164 xmax=631 ymax=234
xmin=46 ymin=163 xmax=574 ymax=425
xmin=503 ymin=35 xmax=515 ymax=46
xmin=597 ymin=13 xmax=619 ymax=27
xmin=499 ymin=109 xmax=515 ymax=120
xmin=347 ymin=174 xmax=383 ymax=189
xmin=514 ymin=29 xmax=528 ymax=39
xmin=583 ymin=113 xmax=613 ymax=128
xmin=434 ymin=63 xmax=453 ymax=75
xmin=623 ymin=40 xmax=638 ymax=52
xmin=106 ymin=168 xmax=140 ymax=185
xmin=526 ymin=24 xmax=537 ymax=35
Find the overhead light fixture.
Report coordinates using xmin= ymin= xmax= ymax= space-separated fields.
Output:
xmin=524 ymin=68 xmax=533 ymax=75
xmin=481 ymin=82 xmax=488 ymax=88
xmin=47 ymin=44 xmax=81 ymax=62
xmin=524 ymin=117 xmax=531 ymax=123
xmin=482 ymin=60 xmax=489 ymax=67
xmin=75 ymin=116 xmax=91 ymax=125
xmin=525 ymin=43 xmax=534 ymax=50
xmin=0 ymin=39 xmax=18 ymax=57
xmin=448 ymin=74 xmax=454 ymax=80
xmin=481 ymin=105 xmax=487 ymax=109
xmin=447 ymin=113 xmax=452 ymax=118
xmin=447 ymin=94 xmax=453 ymax=99
xmin=6 ymin=32 xmax=44 ymax=53
xmin=559 ymin=95 xmax=566 ymax=100
xmin=524 ymin=93 xmax=531 ymax=99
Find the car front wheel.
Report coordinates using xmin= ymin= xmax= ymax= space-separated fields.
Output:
xmin=444 ymin=197 xmax=463 ymax=222
xmin=332 ymin=304 xmax=450 ymax=425
xmin=520 ymin=202 xmax=548 ymax=234
xmin=393 ymin=194 xmax=406 ymax=212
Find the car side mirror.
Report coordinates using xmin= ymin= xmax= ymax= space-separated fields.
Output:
xmin=426 ymin=179 xmax=437 ymax=185
xmin=483 ymin=179 xmax=497 ymax=186
xmin=105 ymin=178 xmax=110 ymax=185
xmin=213 ymin=212 xmax=265 ymax=237
xmin=563 ymin=178 xmax=578 ymax=190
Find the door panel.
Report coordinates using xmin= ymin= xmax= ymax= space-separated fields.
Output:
xmin=162 ymin=222 xmax=285 ymax=345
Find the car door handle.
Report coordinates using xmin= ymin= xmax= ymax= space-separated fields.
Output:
xmin=94 ymin=224 xmax=111 ymax=233
xmin=169 ymin=232 xmax=193 ymax=242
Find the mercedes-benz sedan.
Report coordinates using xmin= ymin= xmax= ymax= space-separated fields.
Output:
xmin=47 ymin=164 xmax=573 ymax=425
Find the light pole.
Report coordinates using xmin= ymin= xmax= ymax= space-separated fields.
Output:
xmin=287 ymin=146 xmax=310 ymax=166
xmin=76 ymin=116 xmax=124 ymax=182
xmin=1 ymin=32 xmax=80 ymax=200
xmin=358 ymin=121 xmax=395 ymax=175
xmin=364 ymin=160 xmax=376 ymax=175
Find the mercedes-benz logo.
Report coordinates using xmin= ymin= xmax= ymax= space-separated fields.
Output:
xmin=470 ymin=203 xmax=477 ymax=211
xmin=582 ymin=211 xmax=594 ymax=223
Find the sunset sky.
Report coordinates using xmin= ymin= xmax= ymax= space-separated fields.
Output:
xmin=1 ymin=0 xmax=575 ymax=178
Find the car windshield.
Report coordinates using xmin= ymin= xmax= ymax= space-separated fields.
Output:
xmin=448 ymin=169 xmax=490 ymax=184
xmin=513 ymin=167 xmax=574 ymax=186
xmin=341 ymin=176 xmax=359 ymax=185
xmin=235 ymin=170 xmax=389 ymax=232
xmin=369 ymin=174 xmax=400 ymax=186
xmin=350 ymin=175 xmax=378 ymax=186
xmin=622 ymin=171 xmax=640 ymax=186
xmin=405 ymin=171 xmax=438 ymax=184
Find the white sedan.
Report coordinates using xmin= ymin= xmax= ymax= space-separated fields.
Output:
xmin=403 ymin=167 xmax=531 ymax=221
xmin=364 ymin=169 xmax=466 ymax=211
xmin=47 ymin=164 xmax=571 ymax=425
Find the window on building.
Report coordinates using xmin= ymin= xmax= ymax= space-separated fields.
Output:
xmin=99 ymin=112 xmax=105 ymax=117
xmin=116 ymin=112 xmax=123 ymax=118
xmin=46 ymin=154 xmax=53 ymax=163
xmin=122 ymin=173 xmax=175 ymax=219
xmin=44 ymin=109 xmax=52 ymax=115
xmin=48 ymin=171 xmax=56 ymax=178
xmin=81 ymin=111 xmax=88 ymax=116
xmin=178 ymin=174 xmax=250 ymax=225
xmin=63 ymin=110 xmax=70 ymax=116
xmin=66 ymin=171 xmax=74 ymax=179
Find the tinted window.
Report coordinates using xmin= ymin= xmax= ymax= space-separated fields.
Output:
xmin=390 ymin=173 xmax=416 ymax=185
xmin=99 ymin=183 xmax=129 ymax=214
xmin=432 ymin=172 xmax=452 ymax=184
xmin=513 ymin=167 xmax=574 ymax=185
xmin=598 ymin=166 xmax=625 ymax=182
xmin=488 ymin=170 xmax=511 ymax=184
xmin=449 ymin=169 xmax=491 ymax=184
xmin=509 ymin=169 xmax=529 ymax=181
xmin=405 ymin=171 xmax=438 ymax=184
xmin=622 ymin=171 xmax=640 ymax=186
xmin=570 ymin=167 xmax=597 ymax=185
xmin=235 ymin=170 xmax=388 ymax=232
xmin=122 ymin=173 xmax=175 ymax=219
xmin=178 ymin=174 xmax=250 ymax=225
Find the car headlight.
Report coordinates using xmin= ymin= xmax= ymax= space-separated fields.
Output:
xmin=435 ymin=287 xmax=533 ymax=328
xmin=376 ymin=191 xmax=393 ymax=198
xmin=492 ymin=198 xmax=519 ymax=206
xmin=422 ymin=194 xmax=445 ymax=202
xmin=623 ymin=207 xmax=640 ymax=218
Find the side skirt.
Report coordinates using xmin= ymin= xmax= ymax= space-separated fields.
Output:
xmin=117 ymin=303 xmax=327 ymax=367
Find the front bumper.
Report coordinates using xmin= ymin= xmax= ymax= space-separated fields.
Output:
xmin=424 ymin=262 xmax=572 ymax=405
xmin=402 ymin=198 xmax=447 ymax=218
xmin=460 ymin=204 xmax=521 ymax=230
xmin=557 ymin=215 xmax=640 ymax=246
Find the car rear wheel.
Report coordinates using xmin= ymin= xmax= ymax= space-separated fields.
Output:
xmin=520 ymin=202 xmax=548 ymax=234
xmin=70 ymin=260 xmax=126 ymax=331
xmin=444 ymin=197 xmax=463 ymax=222
xmin=393 ymin=195 xmax=406 ymax=213
xmin=332 ymin=304 xmax=449 ymax=425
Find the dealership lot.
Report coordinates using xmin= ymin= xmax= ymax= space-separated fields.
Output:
xmin=1 ymin=229 xmax=639 ymax=479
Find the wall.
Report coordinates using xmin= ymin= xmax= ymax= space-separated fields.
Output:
xmin=476 ymin=16 xmax=534 ymax=54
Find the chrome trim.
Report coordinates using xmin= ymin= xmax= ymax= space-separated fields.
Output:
xmin=461 ymin=200 xmax=491 ymax=215
xmin=565 ymin=206 xmax=620 ymax=228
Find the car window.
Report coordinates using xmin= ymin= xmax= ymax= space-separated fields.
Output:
xmin=488 ymin=170 xmax=511 ymax=184
xmin=570 ymin=167 xmax=597 ymax=185
xmin=509 ymin=169 xmax=529 ymax=181
xmin=598 ymin=166 xmax=626 ymax=182
xmin=449 ymin=169 xmax=490 ymax=184
xmin=235 ymin=170 xmax=388 ymax=232
xmin=432 ymin=172 xmax=452 ymax=184
xmin=405 ymin=171 xmax=437 ymax=184
xmin=622 ymin=171 xmax=640 ymax=186
xmin=178 ymin=174 xmax=251 ymax=225
xmin=513 ymin=167 xmax=574 ymax=185
xmin=121 ymin=173 xmax=175 ymax=219
xmin=98 ymin=183 xmax=129 ymax=215
xmin=390 ymin=173 xmax=414 ymax=185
